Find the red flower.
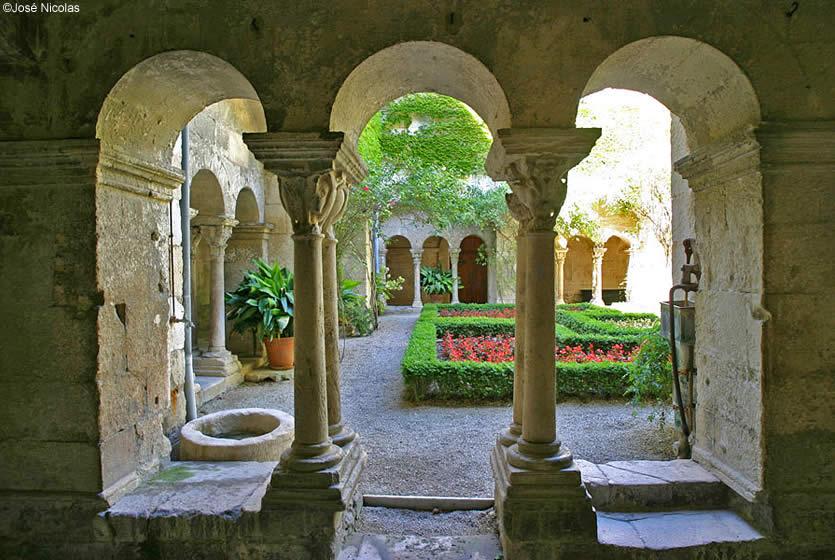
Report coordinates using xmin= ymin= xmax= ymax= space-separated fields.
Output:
xmin=362 ymin=186 xmax=370 ymax=191
xmin=439 ymin=334 xmax=638 ymax=364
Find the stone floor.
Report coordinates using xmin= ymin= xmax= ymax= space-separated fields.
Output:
xmin=202 ymin=307 xmax=675 ymax=497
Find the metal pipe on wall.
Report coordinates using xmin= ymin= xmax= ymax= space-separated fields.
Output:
xmin=180 ymin=126 xmax=198 ymax=421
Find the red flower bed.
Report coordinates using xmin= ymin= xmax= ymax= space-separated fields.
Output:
xmin=439 ymin=333 xmax=637 ymax=363
xmin=438 ymin=308 xmax=516 ymax=318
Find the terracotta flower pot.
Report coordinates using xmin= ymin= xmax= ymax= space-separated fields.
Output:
xmin=264 ymin=336 xmax=294 ymax=370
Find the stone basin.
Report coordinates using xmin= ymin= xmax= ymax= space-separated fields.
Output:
xmin=180 ymin=408 xmax=294 ymax=462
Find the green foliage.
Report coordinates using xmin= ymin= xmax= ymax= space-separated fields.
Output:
xmin=624 ymin=334 xmax=673 ymax=423
xmin=339 ymin=279 xmax=374 ymax=337
xmin=375 ymin=266 xmax=405 ymax=313
xmin=557 ymin=308 xmax=659 ymax=337
xmin=420 ymin=265 xmax=459 ymax=295
xmin=402 ymin=305 xmax=632 ymax=401
xmin=225 ymin=259 xmax=294 ymax=339
xmin=356 ymin=93 xmax=509 ymax=232
xmin=555 ymin=205 xmax=602 ymax=243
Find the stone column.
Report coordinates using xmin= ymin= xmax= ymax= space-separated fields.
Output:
xmin=320 ymin=173 xmax=356 ymax=447
xmin=193 ymin=217 xmax=242 ymax=377
xmin=488 ymin=128 xmax=601 ymax=556
xmin=449 ymin=248 xmax=461 ymax=304
xmin=499 ymin=193 xmax=532 ymax=446
xmin=555 ymin=248 xmax=568 ymax=305
xmin=591 ymin=245 xmax=607 ymax=306
xmin=411 ymin=249 xmax=423 ymax=308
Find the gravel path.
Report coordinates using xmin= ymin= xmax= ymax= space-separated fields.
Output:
xmin=202 ymin=308 xmax=674 ymax=497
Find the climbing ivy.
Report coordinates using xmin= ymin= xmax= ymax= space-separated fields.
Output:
xmin=354 ymin=93 xmax=507 ymax=231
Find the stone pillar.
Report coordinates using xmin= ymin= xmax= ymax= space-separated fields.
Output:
xmin=320 ymin=174 xmax=356 ymax=447
xmin=499 ymin=194 xmax=532 ymax=447
xmin=411 ymin=249 xmax=423 ymax=307
xmin=486 ymin=246 xmax=499 ymax=303
xmin=488 ymin=128 xmax=601 ymax=558
xmin=449 ymin=248 xmax=461 ymax=304
xmin=555 ymin=248 xmax=568 ymax=305
xmin=244 ymin=133 xmax=367 ymax=555
xmin=591 ymin=245 xmax=607 ymax=306
xmin=193 ymin=217 xmax=242 ymax=377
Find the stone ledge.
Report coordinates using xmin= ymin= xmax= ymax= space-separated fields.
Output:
xmin=577 ymin=459 xmax=727 ymax=512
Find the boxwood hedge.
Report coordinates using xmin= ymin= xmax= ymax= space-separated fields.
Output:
xmin=402 ymin=305 xmax=633 ymax=401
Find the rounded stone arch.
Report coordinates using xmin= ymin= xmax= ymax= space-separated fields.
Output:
xmin=602 ymin=234 xmax=631 ymax=294
xmin=564 ymin=236 xmax=595 ymax=303
xmin=191 ymin=169 xmax=226 ymax=218
xmin=580 ymin=36 xmax=767 ymax=499
xmin=233 ymin=187 xmax=262 ymax=224
xmin=384 ymin=235 xmax=414 ymax=306
xmin=97 ymin=50 xmax=267 ymax=166
xmin=329 ymin=41 xmax=512 ymax=147
xmin=581 ymin=36 xmax=760 ymax=150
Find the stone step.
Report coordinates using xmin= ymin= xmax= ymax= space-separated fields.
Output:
xmin=577 ymin=459 xmax=727 ymax=512
xmin=597 ymin=509 xmax=767 ymax=556
xmin=338 ymin=534 xmax=501 ymax=560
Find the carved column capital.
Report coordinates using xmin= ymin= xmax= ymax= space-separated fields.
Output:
xmin=196 ymin=218 xmax=237 ymax=258
xmin=555 ymin=248 xmax=568 ymax=264
xmin=244 ymin=131 xmax=366 ymax=237
xmin=491 ymin=128 xmax=601 ymax=232
xmin=592 ymin=245 xmax=607 ymax=260
xmin=411 ymin=250 xmax=423 ymax=265
xmin=505 ymin=192 xmax=533 ymax=232
xmin=319 ymin=170 xmax=350 ymax=240
xmin=449 ymin=248 xmax=462 ymax=258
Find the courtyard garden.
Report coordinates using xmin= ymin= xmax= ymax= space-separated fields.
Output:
xmin=402 ymin=303 xmax=670 ymax=405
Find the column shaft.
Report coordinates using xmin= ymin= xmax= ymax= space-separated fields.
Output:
xmin=500 ymin=230 xmax=526 ymax=445
xmin=412 ymin=251 xmax=423 ymax=307
xmin=591 ymin=246 xmax=606 ymax=306
xmin=323 ymin=232 xmax=355 ymax=446
xmin=208 ymin=248 xmax=226 ymax=352
xmin=284 ymin=232 xmax=343 ymax=470
xmin=555 ymin=249 xmax=567 ymax=305
xmin=450 ymin=249 xmax=461 ymax=304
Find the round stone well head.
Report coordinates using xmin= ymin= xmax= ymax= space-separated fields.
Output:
xmin=180 ymin=408 xmax=294 ymax=462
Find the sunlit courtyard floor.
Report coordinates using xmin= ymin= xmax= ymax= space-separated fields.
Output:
xmin=202 ymin=307 xmax=674 ymax=497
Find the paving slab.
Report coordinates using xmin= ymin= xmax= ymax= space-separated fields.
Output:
xmin=597 ymin=510 xmax=763 ymax=550
xmin=340 ymin=534 xmax=501 ymax=560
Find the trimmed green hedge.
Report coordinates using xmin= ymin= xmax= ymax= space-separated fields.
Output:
xmin=402 ymin=305 xmax=631 ymax=401
xmin=556 ymin=309 xmax=658 ymax=337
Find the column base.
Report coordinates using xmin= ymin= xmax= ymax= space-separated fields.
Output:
xmin=491 ymin=443 xmax=597 ymax=559
xmin=498 ymin=423 xmax=522 ymax=447
xmin=411 ymin=300 xmax=423 ymax=308
xmin=262 ymin=440 xmax=367 ymax=559
xmin=194 ymin=349 xmax=242 ymax=377
xmin=280 ymin=440 xmax=344 ymax=473
xmin=507 ymin=438 xmax=574 ymax=471
xmin=329 ymin=423 xmax=357 ymax=447
xmin=589 ymin=297 xmax=605 ymax=307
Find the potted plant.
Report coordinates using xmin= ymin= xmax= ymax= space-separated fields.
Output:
xmin=420 ymin=265 xmax=460 ymax=304
xmin=226 ymin=259 xmax=295 ymax=370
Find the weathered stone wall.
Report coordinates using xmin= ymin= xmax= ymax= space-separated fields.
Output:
xmin=671 ymin=115 xmax=696 ymax=283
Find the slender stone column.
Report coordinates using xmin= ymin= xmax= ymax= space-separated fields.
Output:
xmin=499 ymin=193 xmax=532 ymax=446
xmin=320 ymin=173 xmax=356 ymax=447
xmin=411 ymin=249 xmax=423 ymax=307
xmin=449 ymin=248 xmax=461 ymax=304
xmin=379 ymin=245 xmax=388 ymax=280
xmin=555 ymin=248 xmax=568 ymax=305
xmin=193 ymin=217 xmax=241 ymax=376
xmin=591 ymin=245 xmax=607 ymax=306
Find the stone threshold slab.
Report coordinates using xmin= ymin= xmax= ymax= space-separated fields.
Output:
xmin=597 ymin=509 xmax=764 ymax=551
xmin=363 ymin=494 xmax=493 ymax=511
xmin=104 ymin=461 xmax=277 ymax=520
xmin=339 ymin=534 xmax=501 ymax=560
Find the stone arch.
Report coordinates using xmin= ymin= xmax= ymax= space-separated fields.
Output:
xmin=564 ymin=236 xmax=595 ymax=303
xmin=582 ymin=36 xmax=760 ymax=150
xmin=329 ymin=41 xmax=511 ymax=147
xmin=384 ymin=235 xmax=413 ymax=306
xmin=192 ymin=169 xmax=226 ymax=218
xmin=234 ymin=187 xmax=261 ymax=224
xmin=580 ymin=36 xmax=766 ymax=499
xmin=420 ymin=235 xmax=451 ymax=304
xmin=92 ymin=51 xmax=268 ymax=501
xmin=97 ymin=50 xmax=266 ymax=166
xmin=602 ymin=235 xmax=631 ymax=296
xmin=458 ymin=235 xmax=488 ymax=304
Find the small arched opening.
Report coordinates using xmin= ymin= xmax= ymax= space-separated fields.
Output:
xmin=602 ymin=236 xmax=631 ymax=304
xmin=458 ymin=235 xmax=488 ymax=304
xmin=564 ymin=236 xmax=595 ymax=303
xmin=384 ymin=236 xmax=413 ymax=306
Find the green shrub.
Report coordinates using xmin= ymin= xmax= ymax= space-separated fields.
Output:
xmin=624 ymin=334 xmax=673 ymax=422
xmin=557 ymin=309 xmax=658 ymax=337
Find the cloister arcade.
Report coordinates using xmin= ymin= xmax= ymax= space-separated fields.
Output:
xmin=0 ymin=4 xmax=832 ymax=559
xmin=381 ymin=214 xmax=496 ymax=306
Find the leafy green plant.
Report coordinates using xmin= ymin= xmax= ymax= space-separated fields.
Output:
xmin=339 ymin=279 xmax=374 ymax=337
xmin=225 ymin=259 xmax=294 ymax=340
xmin=624 ymin=334 xmax=673 ymax=423
xmin=420 ymin=266 xmax=460 ymax=295
xmin=375 ymin=267 xmax=405 ymax=313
